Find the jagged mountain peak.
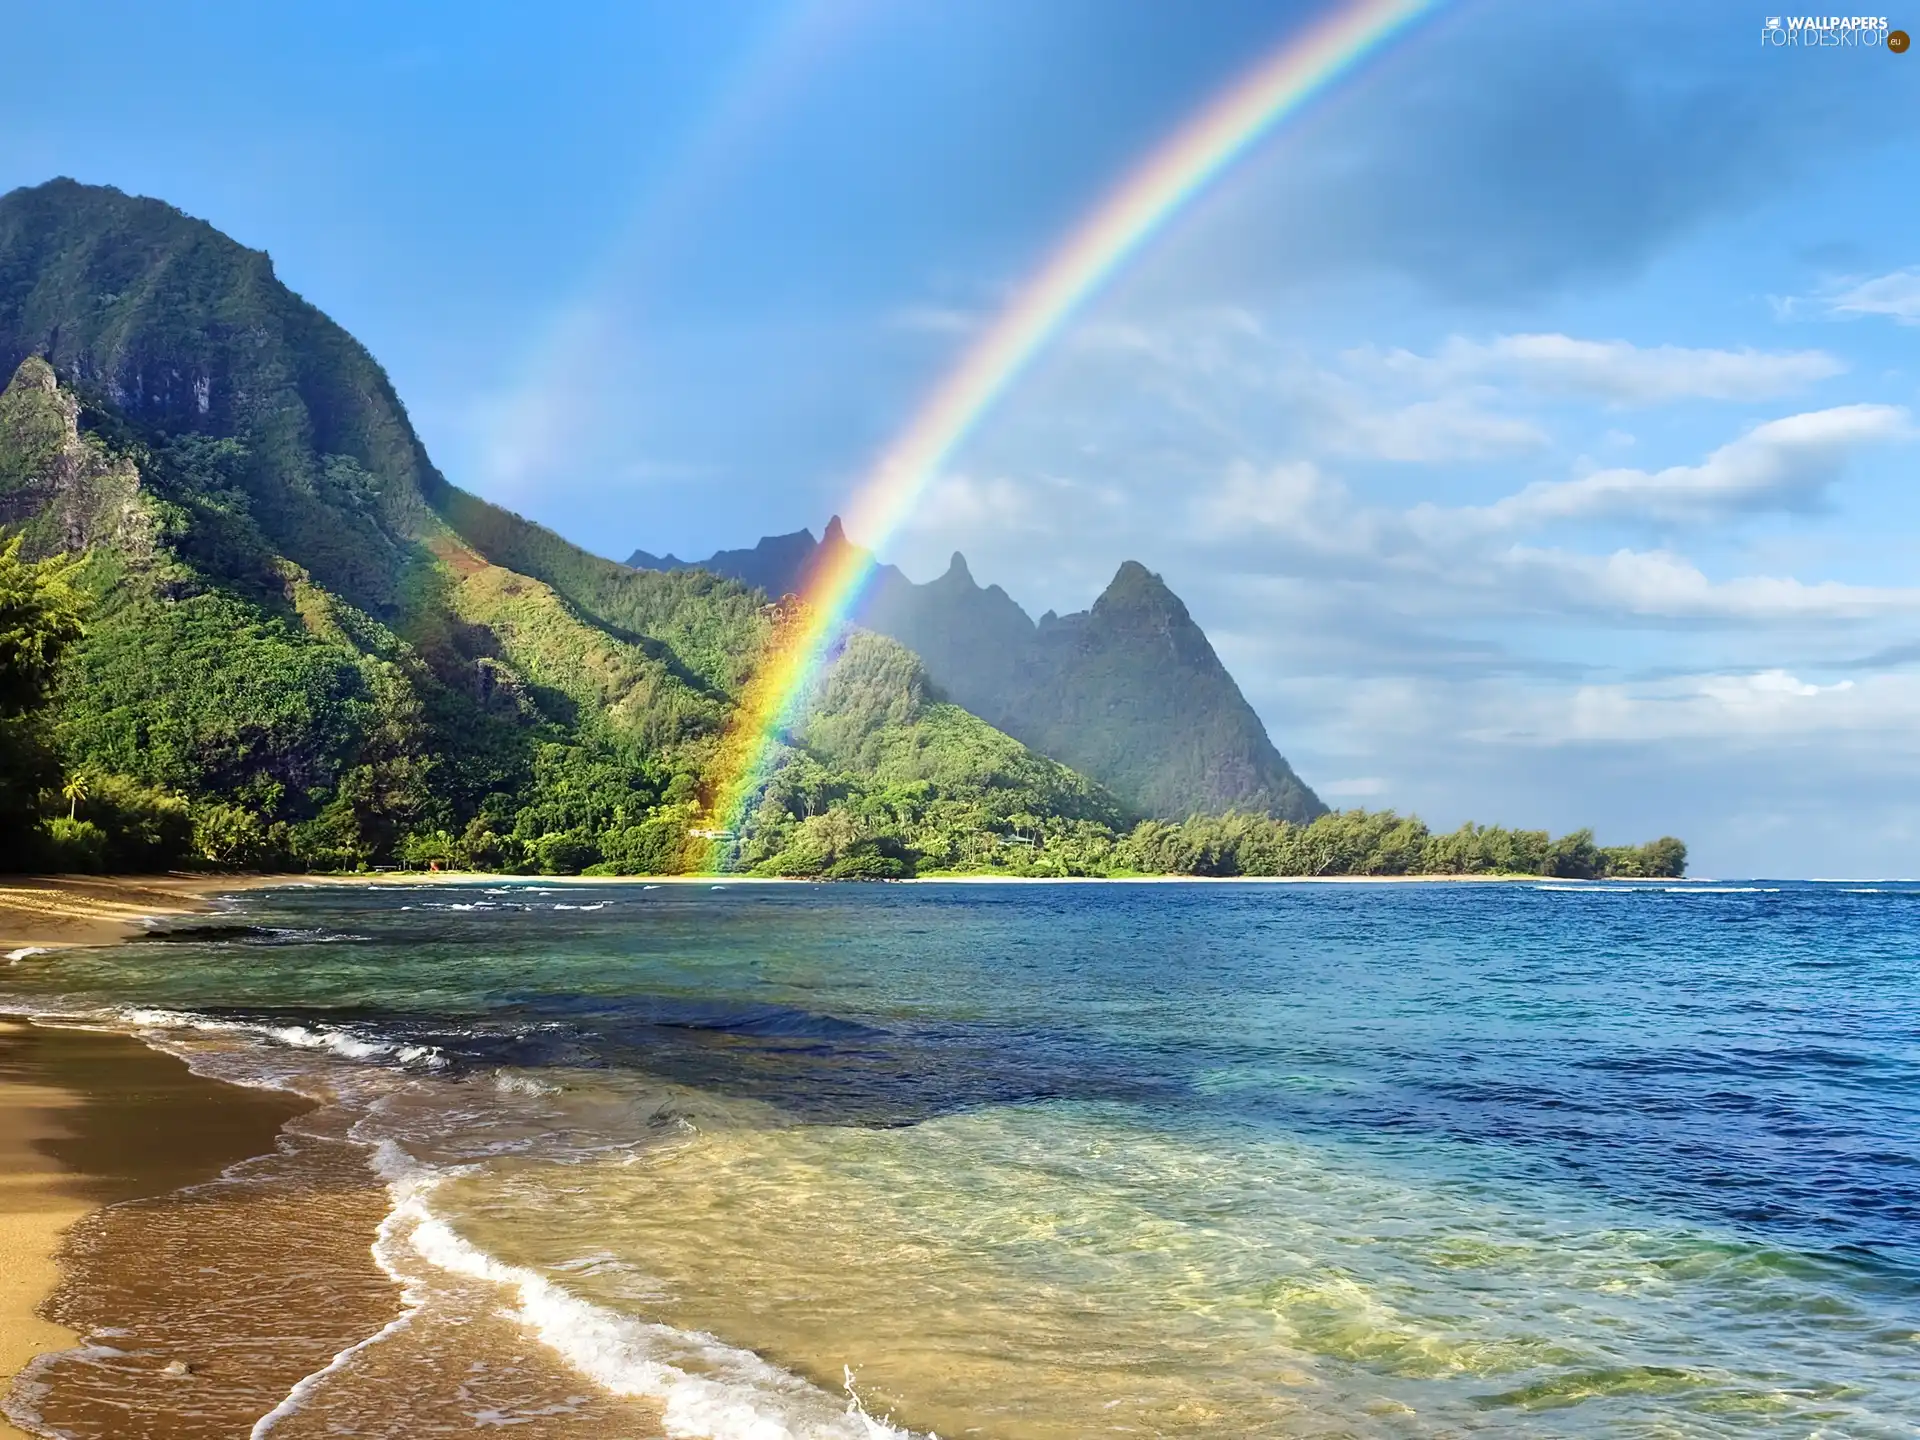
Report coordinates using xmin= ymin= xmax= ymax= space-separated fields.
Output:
xmin=624 ymin=520 xmax=1323 ymax=823
xmin=10 ymin=354 xmax=56 ymax=394
xmin=1095 ymin=560 xmax=1184 ymax=615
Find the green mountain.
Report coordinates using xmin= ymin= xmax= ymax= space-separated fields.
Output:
xmin=628 ymin=520 xmax=1326 ymax=822
xmin=0 ymin=178 xmax=1684 ymax=879
xmin=0 ymin=178 xmax=1122 ymax=876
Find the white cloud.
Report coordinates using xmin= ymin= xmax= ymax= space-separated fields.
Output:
xmin=897 ymin=472 xmax=1044 ymax=538
xmin=1273 ymin=664 xmax=1898 ymax=754
xmin=1503 ymin=546 xmax=1920 ymax=622
xmin=1062 ymin=321 xmax=1846 ymax=475
xmin=1191 ymin=407 xmax=1920 ymax=624
xmin=1476 ymin=403 xmax=1910 ymax=527
xmin=1823 ymin=269 xmax=1920 ymax=324
xmin=1064 ymin=312 xmax=1549 ymax=464
xmin=1355 ymin=333 xmax=1845 ymax=404
xmin=1195 ymin=460 xmax=1347 ymax=539
xmin=1462 ymin=668 xmax=1894 ymax=747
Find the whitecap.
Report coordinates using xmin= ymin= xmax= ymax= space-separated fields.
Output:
xmin=119 ymin=1008 xmax=449 ymax=1071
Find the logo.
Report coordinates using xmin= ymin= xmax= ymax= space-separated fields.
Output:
xmin=1760 ymin=14 xmax=1898 ymax=45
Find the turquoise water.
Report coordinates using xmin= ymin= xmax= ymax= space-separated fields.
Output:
xmin=4 ymin=880 xmax=1918 ymax=1437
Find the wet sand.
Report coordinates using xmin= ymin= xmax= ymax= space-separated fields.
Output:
xmin=0 ymin=1018 xmax=309 ymax=1438
xmin=0 ymin=874 xmax=291 ymax=955
xmin=0 ymin=1025 xmax=85 ymax=1440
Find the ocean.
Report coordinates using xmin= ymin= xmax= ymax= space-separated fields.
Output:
xmin=2 ymin=879 xmax=1916 ymax=1438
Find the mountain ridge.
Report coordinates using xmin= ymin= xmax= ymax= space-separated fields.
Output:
xmin=625 ymin=521 xmax=1326 ymax=823
xmin=0 ymin=178 xmax=1130 ymax=876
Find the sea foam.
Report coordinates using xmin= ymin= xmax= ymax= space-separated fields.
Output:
xmin=224 ymin=1093 xmax=927 ymax=1438
xmin=120 ymin=1007 xmax=449 ymax=1070
xmin=368 ymin=1143 xmax=926 ymax=1440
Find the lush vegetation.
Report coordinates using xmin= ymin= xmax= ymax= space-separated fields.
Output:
xmin=0 ymin=179 xmax=1687 ymax=881
xmin=647 ymin=529 xmax=1329 ymax=824
xmin=0 ymin=534 xmax=84 ymax=868
xmin=1111 ymin=811 xmax=1685 ymax=880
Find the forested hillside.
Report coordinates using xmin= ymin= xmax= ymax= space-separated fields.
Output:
xmin=0 ymin=179 xmax=1684 ymax=878
xmin=0 ymin=179 xmax=1130 ymax=877
xmin=629 ymin=520 xmax=1327 ymax=822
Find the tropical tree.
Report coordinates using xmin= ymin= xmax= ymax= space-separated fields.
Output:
xmin=0 ymin=536 xmax=85 ymax=866
xmin=0 ymin=536 xmax=83 ymax=715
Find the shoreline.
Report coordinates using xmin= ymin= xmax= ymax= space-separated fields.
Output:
xmin=0 ymin=876 xmax=316 ymax=1434
xmin=0 ymin=869 xmax=1873 ymax=1436
xmin=0 ymin=864 xmax=1531 ymax=1431
xmin=0 ymin=868 xmax=1704 ymax=958
xmin=0 ymin=1018 xmax=308 ymax=1439
xmin=0 ymin=1022 xmax=84 ymax=1440
xmin=0 ymin=874 xmax=295 ymax=957
xmin=248 ymin=868 xmax=1633 ymax=887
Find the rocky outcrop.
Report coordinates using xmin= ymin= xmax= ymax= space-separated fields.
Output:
xmin=0 ymin=355 xmax=156 ymax=562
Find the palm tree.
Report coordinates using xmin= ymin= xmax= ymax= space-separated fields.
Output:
xmin=62 ymin=772 xmax=89 ymax=822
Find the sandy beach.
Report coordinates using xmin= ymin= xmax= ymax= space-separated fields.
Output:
xmin=0 ymin=1016 xmax=308 ymax=1438
xmin=0 ymin=1023 xmax=86 ymax=1440
xmin=0 ymin=874 xmax=294 ymax=956
xmin=0 ymin=874 xmax=321 ymax=1436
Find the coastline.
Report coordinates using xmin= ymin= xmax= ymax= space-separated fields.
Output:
xmin=0 ymin=859 xmax=1582 ymax=959
xmin=0 ymin=1018 xmax=308 ymax=1439
xmin=0 ymin=870 xmax=1663 ymax=958
xmin=0 ymin=1023 xmax=84 ymax=1440
xmin=0 ymin=873 xmax=294 ymax=956
xmin=295 ymin=868 xmax=1580 ymax=887
xmin=1 ymin=875 xmax=317 ymax=1435
xmin=0 ymin=869 xmax=1852 ymax=1438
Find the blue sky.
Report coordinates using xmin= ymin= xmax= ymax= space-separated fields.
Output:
xmin=4 ymin=0 xmax=1919 ymax=875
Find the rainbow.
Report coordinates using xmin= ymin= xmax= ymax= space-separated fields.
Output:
xmin=691 ymin=0 xmax=1437 ymax=869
